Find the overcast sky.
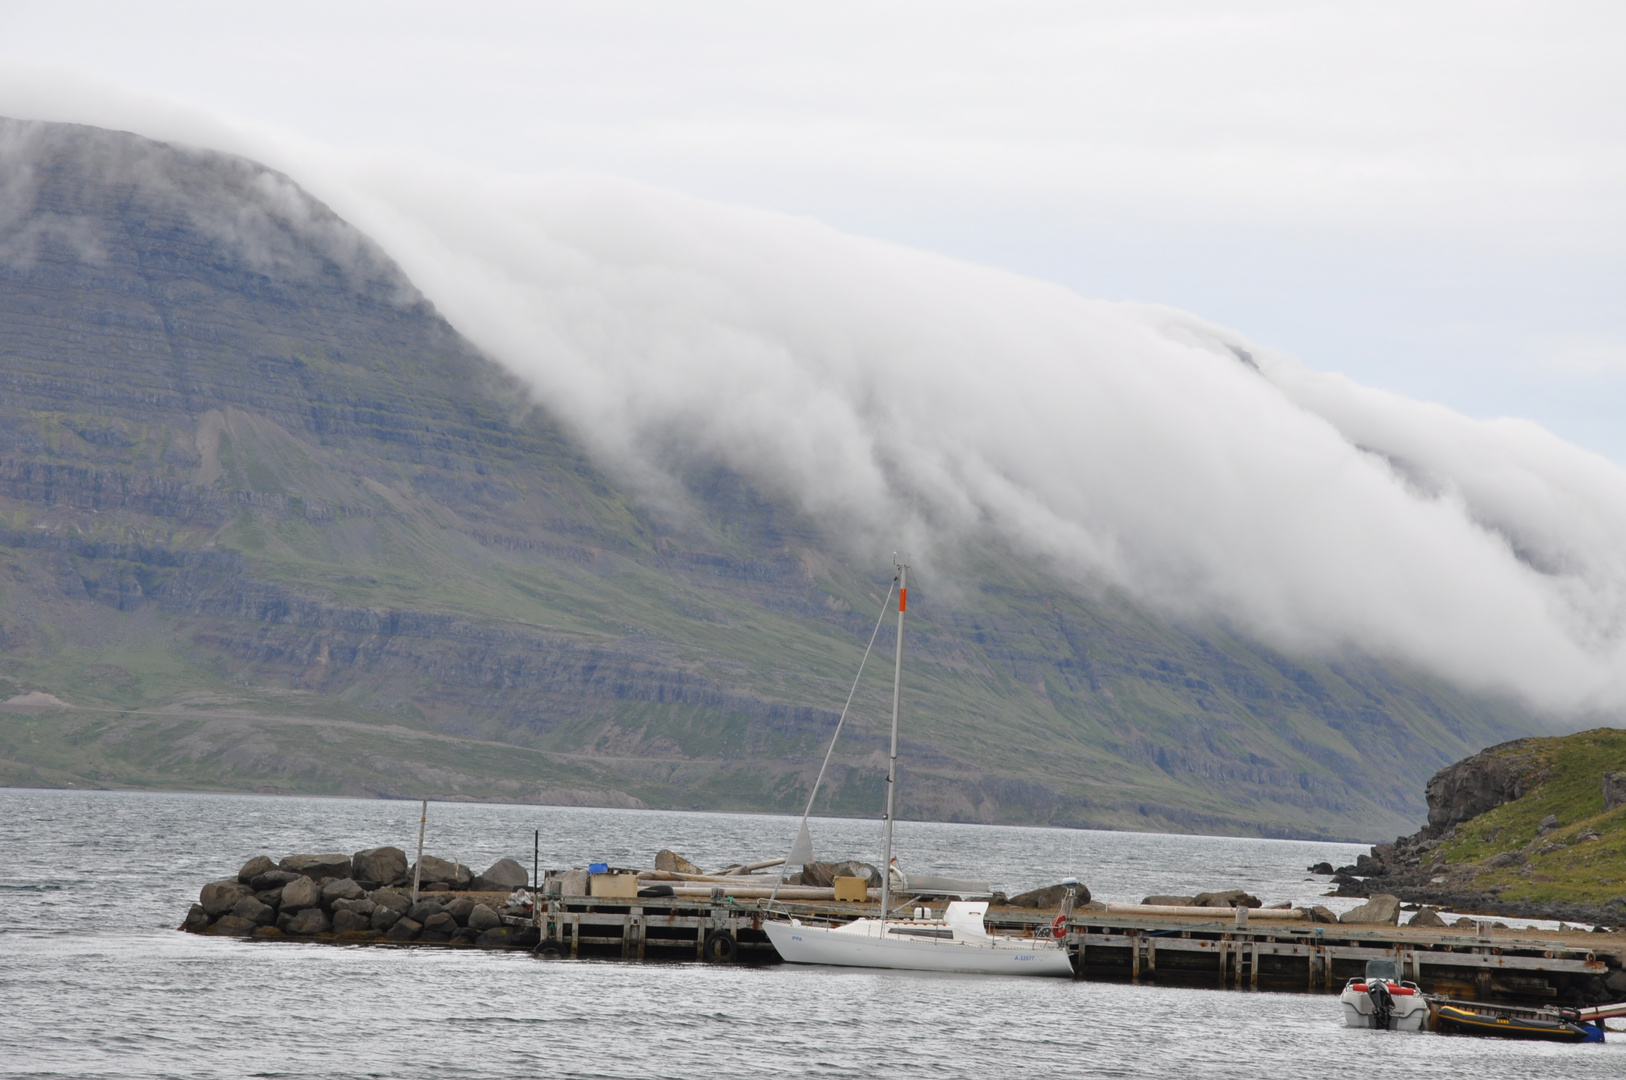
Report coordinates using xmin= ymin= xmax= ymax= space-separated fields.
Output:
xmin=2 ymin=1 xmax=1624 ymax=457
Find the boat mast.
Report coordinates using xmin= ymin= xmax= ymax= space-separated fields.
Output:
xmin=879 ymin=559 xmax=907 ymax=919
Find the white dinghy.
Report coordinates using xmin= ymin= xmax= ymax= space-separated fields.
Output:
xmin=762 ymin=560 xmax=1074 ymax=977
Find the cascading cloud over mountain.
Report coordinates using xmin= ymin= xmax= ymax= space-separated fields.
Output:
xmin=4 ymin=92 xmax=1622 ymax=720
xmin=308 ymin=163 xmax=1626 ymax=718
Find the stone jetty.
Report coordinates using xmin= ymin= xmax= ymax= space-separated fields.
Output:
xmin=183 ymin=847 xmax=538 ymax=947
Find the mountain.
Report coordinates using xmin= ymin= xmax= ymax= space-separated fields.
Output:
xmin=0 ymin=117 xmax=1539 ymax=840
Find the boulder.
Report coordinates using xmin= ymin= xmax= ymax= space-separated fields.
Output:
xmin=182 ymin=903 xmax=210 ymax=932
xmin=1306 ymin=862 xmax=1335 ymax=875
xmin=279 ymin=853 xmax=355 ymax=880
xmin=1303 ymin=906 xmax=1339 ymax=924
xmin=655 ymin=849 xmax=703 ymax=875
xmin=444 ymin=897 xmax=476 ymax=925
xmin=331 ymin=909 xmax=372 ymax=934
xmin=412 ymin=856 xmax=473 ymax=889
xmin=251 ymin=870 xmax=302 ymax=891
xmin=1142 ymin=895 xmax=1196 ymax=907
xmin=1453 ymin=916 xmax=1477 ymax=928
xmin=333 ymin=898 xmax=376 ymax=917
xmin=1486 ymin=851 xmax=1527 ymax=869
xmin=473 ymin=857 xmax=531 ymax=891
xmin=370 ymin=888 xmax=410 ymax=913
xmin=254 ymin=888 xmax=284 ymax=908
xmin=1537 ymin=814 xmax=1561 ymax=836
xmin=476 ymin=927 xmax=517 ymax=948
xmin=407 ymin=899 xmax=444 ymax=924
xmin=1408 ymin=906 xmax=1448 ymax=928
xmin=1602 ymin=772 xmax=1626 ymax=813
xmin=800 ymin=860 xmax=881 ymax=888
xmin=371 ymin=905 xmax=404 ymax=932
xmin=1192 ymin=890 xmax=1261 ymax=909
xmin=385 ymin=916 xmax=422 ymax=941
xmin=1578 ymin=828 xmax=1604 ymax=843
xmin=422 ymin=911 xmax=457 ymax=934
xmin=352 ymin=846 xmax=409 ymax=885
xmin=209 ymin=914 xmax=256 ymax=936
xmin=467 ymin=903 xmax=502 ymax=932
xmin=200 ymin=879 xmax=252 ymax=917
xmin=280 ymin=876 xmax=322 ymax=912
xmin=232 ymin=895 xmax=276 ymax=927
xmin=1007 ymin=883 xmax=1090 ymax=909
xmin=284 ymin=908 xmax=330 ymax=935
xmin=1340 ymin=894 xmax=1402 ymax=925
xmin=321 ymin=878 xmax=366 ymax=906
xmin=238 ymin=855 xmax=275 ymax=884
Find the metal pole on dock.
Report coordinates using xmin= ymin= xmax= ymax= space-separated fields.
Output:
xmin=533 ymin=828 xmax=540 ymax=929
xmin=879 ymin=560 xmax=906 ymax=919
xmin=411 ymin=797 xmax=427 ymax=902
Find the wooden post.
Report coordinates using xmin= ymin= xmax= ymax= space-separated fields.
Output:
xmin=1131 ymin=934 xmax=1141 ymax=983
xmin=411 ymin=797 xmax=427 ymax=902
xmin=533 ymin=829 xmax=540 ymax=929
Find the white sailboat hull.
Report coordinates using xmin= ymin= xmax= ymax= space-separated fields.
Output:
xmin=764 ymin=919 xmax=1074 ymax=977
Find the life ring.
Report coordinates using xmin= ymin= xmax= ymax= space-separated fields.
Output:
xmin=703 ymin=929 xmax=738 ymax=962
xmin=1051 ymin=914 xmax=1068 ymax=939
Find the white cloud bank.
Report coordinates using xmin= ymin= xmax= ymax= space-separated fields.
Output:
xmin=290 ymin=158 xmax=1626 ymax=717
xmin=2 ymin=75 xmax=1624 ymax=717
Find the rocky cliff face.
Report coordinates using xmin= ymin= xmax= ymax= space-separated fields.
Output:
xmin=0 ymin=117 xmax=1542 ymax=838
xmin=1332 ymin=730 xmax=1626 ymax=924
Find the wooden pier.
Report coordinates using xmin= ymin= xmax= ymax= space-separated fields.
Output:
xmin=515 ymin=894 xmax=1621 ymax=1006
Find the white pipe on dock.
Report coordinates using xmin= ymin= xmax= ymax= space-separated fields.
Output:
xmin=661 ymin=885 xmax=859 ymax=901
xmin=1104 ymin=903 xmax=1308 ymax=920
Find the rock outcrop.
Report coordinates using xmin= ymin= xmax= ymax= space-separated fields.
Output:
xmin=1335 ymin=729 xmax=1626 ymax=928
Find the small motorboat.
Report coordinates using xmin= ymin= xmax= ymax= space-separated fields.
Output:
xmin=1433 ymin=1004 xmax=1605 ymax=1043
xmin=1340 ymin=960 xmax=1429 ymax=1031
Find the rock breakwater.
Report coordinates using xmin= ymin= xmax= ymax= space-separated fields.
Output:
xmin=182 ymin=847 xmax=537 ymax=949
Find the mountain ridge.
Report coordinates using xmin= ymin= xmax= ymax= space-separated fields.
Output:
xmin=0 ymin=116 xmax=1542 ymax=840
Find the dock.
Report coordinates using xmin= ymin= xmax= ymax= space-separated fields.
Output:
xmin=511 ymin=894 xmax=1619 ymax=1005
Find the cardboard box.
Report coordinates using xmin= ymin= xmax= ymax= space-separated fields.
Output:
xmin=589 ymin=872 xmax=640 ymax=898
xmin=833 ymin=876 xmax=868 ymax=902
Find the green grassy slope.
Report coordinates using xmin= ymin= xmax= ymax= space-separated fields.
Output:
xmin=1435 ymin=730 xmax=1626 ymax=905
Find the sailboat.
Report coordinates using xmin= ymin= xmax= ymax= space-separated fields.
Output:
xmin=762 ymin=561 xmax=1075 ymax=977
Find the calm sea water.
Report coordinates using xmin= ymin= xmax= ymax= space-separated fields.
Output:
xmin=1 ymin=788 xmax=1620 ymax=1079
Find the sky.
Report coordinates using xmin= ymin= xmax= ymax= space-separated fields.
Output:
xmin=2 ymin=1 xmax=1624 ymax=457
xmin=5 ymin=3 xmax=1626 ymax=718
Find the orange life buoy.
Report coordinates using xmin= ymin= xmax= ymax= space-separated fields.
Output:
xmin=1052 ymin=914 xmax=1067 ymax=939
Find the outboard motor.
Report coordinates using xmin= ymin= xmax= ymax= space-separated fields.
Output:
xmin=1366 ymin=979 xmax=1395 ymax=1030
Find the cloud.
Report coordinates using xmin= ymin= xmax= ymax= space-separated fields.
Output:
xmin=5 ymin=69 xmax=1626 ymax=717
xmin=285 ymin=155 xmax=1626 ymax=716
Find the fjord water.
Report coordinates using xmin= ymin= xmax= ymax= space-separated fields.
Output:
xmin=1 ymin=790 xmax=1618 ymax=1079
